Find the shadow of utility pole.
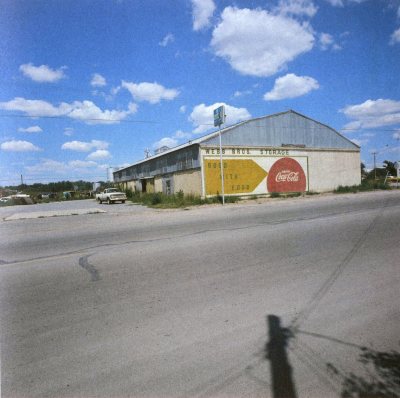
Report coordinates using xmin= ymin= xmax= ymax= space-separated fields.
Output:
xmin=266 ymin=315 xmax=297 ymax=398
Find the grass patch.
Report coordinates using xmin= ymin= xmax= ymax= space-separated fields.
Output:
xmin=269 ymin=192 xmax=281 ymax=198
xmin=125 ymin=189 xmax=239 ymax=208
xmin=285 ymin=192 xmax=302 ymax=198
xmin=334 ymin=179 xmax=391 ymax=194
xmin=270 ymin=191 xmax=304 ymax=198
xmin=306 ymin=190 xmax=320 ymax=195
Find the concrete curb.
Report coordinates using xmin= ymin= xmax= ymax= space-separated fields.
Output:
xmin=4 ymin=208 xmax=106 ymax=221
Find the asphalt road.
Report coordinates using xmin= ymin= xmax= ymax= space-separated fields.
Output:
xmin=1 ymin=191 xmax=399 ymax=397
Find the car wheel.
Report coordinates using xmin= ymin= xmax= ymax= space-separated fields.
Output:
xmin=99 ymin=199 xmax=102 ymax=204
xmin=122 ymin=200 xmax=125 ymax=204
xmin=108 ymin=198 xmax=112 ymax=205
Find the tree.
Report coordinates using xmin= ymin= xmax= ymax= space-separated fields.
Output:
xmin=383 ymin=160 xmax=396 ymax=176
xmin=361 ymin=162 xmax=367 ymax=178
xmin=366 ymin=167 xmax=387 ymax=180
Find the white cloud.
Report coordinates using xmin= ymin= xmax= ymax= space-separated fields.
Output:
xmin=64 ymin=127 xmax=74 ymax=136
xmin=127 ymin=102 xmax=138 ymax=114
xmin=159 ymin=33 xmax=175 ymax=47
xmin=210 ymin=7 xmax=315 ymax=77
xmin=393 ymin=131 xmax=400 ymax=140
xmin=1 ymin=140 xmax=41 ymax=152
xmin=233 ymin=89 xmax=252 ymax=98
xmin=390 ymin=28 xmax=400 ymax=45
xmin=325 ymin=0 xmax=370 ymax=6
xmin=19 ymin=63 xmax=66 ymax=83
xmin=179 ymin=105 xmax=187 ymax=113
xmin=0 ymin=97 xmax=69 ymax=117
xmin=319 ymin=33 xmax=333 ymax=49
xmin=191 ymin=0 xmax=216 ymax=31
xmin=153 ymin=137 xmax=178 ymax=150
xmin=111 ymin=86 xmax=121 ymax=96
xmin=274 ymin=0 xmax=318 ymax=17
xmin=341 ymin=99 xmax=400 ymax=129
xmin=62 ymin=140 xmax=109 ymax=152
xmin=174 ymin=130 xmax=192 ymax=139
xmin=324 ymin=0 xmax=344 ymax=5
xmin=91 ymin=73 xmax=107 ymax=87
xmin=189 ymin=102 xmax=251 ymax=134
xmin=264 ymin=73 xmax=319 ymax=101
xmin=25 ymin=159 xmax=68 ymax=174
xmin=66 ymin=100 xmax=136 ymax=124
xmin=69 ymin=160 xmax=98 ymax=168
xmin=18 ymin=125 xmax=42 ymax=133
xmin=319 ymin=32 xmax=341 ymax=50
xmin=0 ymin=97 xmax=136 ymax=124
xmin=25 ymin=158 xmax=102 ymax=176
xmin=87 ymin=149 xmax=111 ymax=160
xmin=152 ymin=130 xmax=194 ymax=153
xmin=121 ymin=81 xmax=180 ymax=104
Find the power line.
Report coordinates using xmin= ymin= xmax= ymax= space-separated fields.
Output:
xmin=0 ymin=113 xmax=399 ymax=132
xmin=0 ymin=113 xmax=162 ymax=124
xmin=340 ymin=128 xmax=400 ymax=132
xmin=0 ymin=176 xmax=108 ymax=183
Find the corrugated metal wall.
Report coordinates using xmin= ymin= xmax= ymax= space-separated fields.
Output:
xmin=115 ymin=145 xmax=200 ymax=183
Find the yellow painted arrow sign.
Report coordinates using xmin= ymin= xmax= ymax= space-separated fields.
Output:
xmin=205 ymin=158 xmax=268 ymax=195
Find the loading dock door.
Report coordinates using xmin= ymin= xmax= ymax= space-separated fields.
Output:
xmin=141 ymin=179 xmax=147 ymax=193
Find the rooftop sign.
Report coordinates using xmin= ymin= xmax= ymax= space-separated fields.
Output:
xmin=213 ymin=105 xmax=225 ymax=127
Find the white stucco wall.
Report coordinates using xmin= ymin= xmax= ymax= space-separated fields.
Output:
xmin=307 ymin=150 xmax=361 ymax=192
xmin=200 ymin=146 xmax=361 ymax=195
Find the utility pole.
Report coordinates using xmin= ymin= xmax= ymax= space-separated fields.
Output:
xmin=213 ymin=105 xmax=226 ymax=205
xmin=218 ymin=124 xmax=225 ymax=205
xmin=372 ymin=151 xmax=377 ymax=180
xmin=20 ymin=174 xmax=24 ymax=186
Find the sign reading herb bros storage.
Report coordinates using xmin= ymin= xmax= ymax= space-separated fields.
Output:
xmin=202 ymin=147 xmax=308 ymax=196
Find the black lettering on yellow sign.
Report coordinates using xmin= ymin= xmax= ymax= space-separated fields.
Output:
xmin=205 ymin=159 xmax=268 ymax=195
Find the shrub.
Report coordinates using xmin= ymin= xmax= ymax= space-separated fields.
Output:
xmin=306 ymin=190 xmax=320 ymax=195
xmin=150 ymin=192 xmax=162 ymax=205
xmin=334 ymin=179 xmax=391 ymax=194
xmin=123 ymin=190 xmax=242 ymax=208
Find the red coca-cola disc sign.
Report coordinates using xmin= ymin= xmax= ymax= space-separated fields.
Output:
xmin=267 ymin=157 xmax=306 ymax=193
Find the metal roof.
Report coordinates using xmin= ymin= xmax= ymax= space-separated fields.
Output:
xmin=200 ymin=110 xmax=359 ymax=150
xmin=115 ymin=110 xmax=358 ymax=172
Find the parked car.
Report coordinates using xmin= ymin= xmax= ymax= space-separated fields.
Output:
xmin=96 ymin=188 xmax=127 ymax=204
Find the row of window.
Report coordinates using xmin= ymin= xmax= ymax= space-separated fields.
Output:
xmin=115 ymin=148 xmax=199 ymax=180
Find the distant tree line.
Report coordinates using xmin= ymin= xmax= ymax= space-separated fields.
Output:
xmin=1 ymin=180 xmax=109 ymax=193
xmin=362 ymin=160 xmax=397 ymax=180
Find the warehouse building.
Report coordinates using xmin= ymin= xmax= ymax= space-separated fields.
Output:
xmin=113 ymin=110 xmax=361 ymax=196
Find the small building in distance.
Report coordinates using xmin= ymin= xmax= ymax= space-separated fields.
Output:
xmin=113 ymin=110 xmax=361 ymax=196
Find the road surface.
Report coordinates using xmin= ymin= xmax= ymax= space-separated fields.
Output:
xmin=1 ymin=191 xmax=399 ymax=397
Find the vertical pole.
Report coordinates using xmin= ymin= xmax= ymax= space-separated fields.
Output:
xmin=372 ymin=152 xmax=377 ymax=180
xmin=218 ymin=125 xmax=225 ymax=205
xmin=397 ymin=137 xmax=400 ymax=189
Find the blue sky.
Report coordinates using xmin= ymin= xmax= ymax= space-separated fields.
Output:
xmin=1 ymin=0 xmax=399 ymax=185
